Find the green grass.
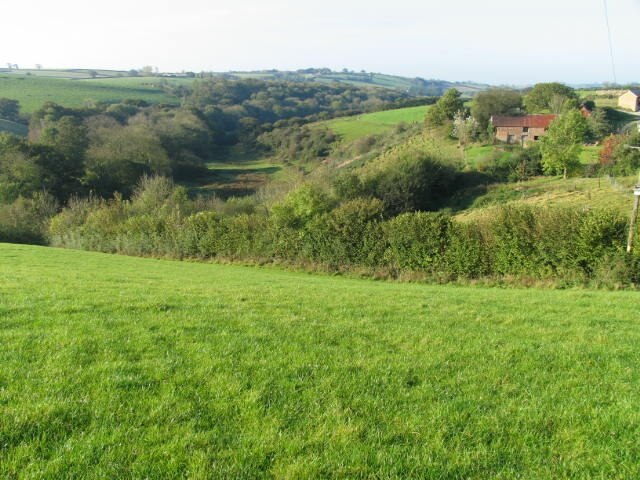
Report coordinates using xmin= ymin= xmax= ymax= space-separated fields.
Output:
xmin=83 ymin=76 xmax=197 ymax=88
xmin=0 ymin=75 xmax=179 ymax=113
xmin=320 ymin=105 xmax=430 ymax=142
xmin=579 ymin=145 xmax=603 ymax=164
xmin=0 ymin=68 xmax=130 ymax=79
xmin=464 ymin=144 xmax=514 ymax=168
xmin=454 ymin=175 xmax=637 ymax=220
xmin=2 ymin=243 xmax=640 ymax=477
xmin=181 ymin=146 xmax=284 ymax=198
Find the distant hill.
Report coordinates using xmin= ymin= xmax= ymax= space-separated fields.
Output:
xmin=223 ymin=69 xmax=487 ymax=97
xmin=0 ymin=67 xmax=488 ymax=101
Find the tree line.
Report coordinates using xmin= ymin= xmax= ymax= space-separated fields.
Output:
xmin=0 ymin=79 xmax=407 ymax=204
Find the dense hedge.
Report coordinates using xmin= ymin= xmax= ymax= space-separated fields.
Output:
xmin=47 ymin=177 xmax=639 ymax=288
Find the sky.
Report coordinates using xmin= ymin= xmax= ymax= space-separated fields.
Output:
xmin=1 ymin=0 xmax=639 ymax=85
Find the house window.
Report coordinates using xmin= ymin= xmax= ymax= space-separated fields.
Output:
xmin=523 ymin=127 xmax=529 ymax=133
xmin=534 ymin=136 xmax=539 ymax=140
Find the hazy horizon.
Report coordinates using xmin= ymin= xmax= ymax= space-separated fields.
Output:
xmin=2 ymin=0 xmax=639 ymax=85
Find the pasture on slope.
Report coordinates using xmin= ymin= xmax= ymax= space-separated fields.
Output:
xmin=0 ymin=75 xmax=179 ymax=113
xmin=320 ymin=105 xmax=430 ymax=142
xmin=1 ymin=243 xmax=640 ymax=478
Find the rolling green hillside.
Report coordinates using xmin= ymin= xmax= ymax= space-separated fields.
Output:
xmin=2 ymin=243 xmax=640 ymax=477
xmin=228 ymin=70 xmax=486 ymax=96
xmin=453 ymin=175 xmax=636 ymax=220
xmin=0 ymin=68 xmax=486 ymax=115
xmin=318 ymin=105 xmax=430 ymax=142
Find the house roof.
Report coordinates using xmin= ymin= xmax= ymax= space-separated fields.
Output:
xmin=491 ymin=114 xmax=558 ymax=128
xmin=625 ymin=89 xmax=640 ymax=97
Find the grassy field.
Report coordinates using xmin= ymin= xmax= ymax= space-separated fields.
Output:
xmin=178 ymin=145 xmax=292 ymax=199
xmin=187 ymin=159 xmax=284 ymax=198
xmin=2 ymin=243 xmax=640 ymax=477
xmin=453 ymin=175 xmax=636 ymax=219
xmin=0 ymin=68 xmax=128 ymax=79
xmin=577 ymin=89 xmax=623 ymax=109
xmin=0 ymin=75 xmax=179 ymax=113
xmin=83 ymin=76 xmax=196 ymax=89
xmin=320 ymin=105 xmax=430 ymax=143
xmin=0 ymin=118 xmax=28 ymax=136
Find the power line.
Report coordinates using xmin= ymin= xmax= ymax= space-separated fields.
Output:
xmin=602 ymin=0 xmax=618 ymax=84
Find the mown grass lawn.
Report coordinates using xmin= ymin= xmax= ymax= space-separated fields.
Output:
xmin=1 ymin=243 xmax=640 ymax=478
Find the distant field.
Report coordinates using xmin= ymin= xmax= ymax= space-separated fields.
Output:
xmin=0 ymin=75 xmax=179 ymax=113
xmin=179 ymin=145 xmax=286 ymax=199
xmin=226 ymin=71 xmax=485 ymax=96
xmin=187 ymin=158 xmax=283 ymax=198
xmin=0 ymin=68 xmax=128 ymax=79
xmin=0 ymin=118 xmax=28 ymax=136
xmin=577 ymin=89 xmax=628 ymax=109
xmin=2 ymin=243 xmax=640 ymax=478
xmin=83 ymin=76 xmax=197 ymax=88
xmin=320 ymin=105 xmax=430 ymax=142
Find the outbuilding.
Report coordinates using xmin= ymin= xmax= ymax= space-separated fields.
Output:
xmin=618 ymin=90 xmax=640 ymax=112
xmin=491 ymin=114 xmax=558 ymax=144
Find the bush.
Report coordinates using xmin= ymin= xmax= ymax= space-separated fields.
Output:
xmin=443 ymin=222 xmax=490 ymax=279
xmin=371 ymin=151 xmax=457 ymax=215
xmin=384 ymin=212 xmax=451 ymax=272
xmin=307 ymin=197 xmax=385 ymax=266
xmin=44 ymin=176 xmax=636 ymax=289
xmin=489 ymin=205 xmax=538 ymax=275
xmin=575 ymin=209 xmax=626 ymax=274
xmin=0 ymin=192 xmax=58 ymax=244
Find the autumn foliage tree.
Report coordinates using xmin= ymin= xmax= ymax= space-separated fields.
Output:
xmin=599 ymin=135 xmax=623 ymax=167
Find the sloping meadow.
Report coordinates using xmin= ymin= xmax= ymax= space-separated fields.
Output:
xmin=1 ymin=243 xmax=640 ymax=477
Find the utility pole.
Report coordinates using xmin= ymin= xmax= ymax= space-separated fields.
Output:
xmin=626 ymin=184 xmax=640 ymax=253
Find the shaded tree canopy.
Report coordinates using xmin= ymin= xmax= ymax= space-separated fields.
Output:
xmin=524 ymin=83 xmax=579 ymax=113
xmin=426 ymin=89 xmax=464 ymax=126
xmin=470 ymin=88 xmax=523 ymax=129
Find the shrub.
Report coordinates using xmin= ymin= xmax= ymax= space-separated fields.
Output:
xmin=443 ymin=222 xmax=490 ymax=279
xmin=307 ymin=197 xmax=385 ymax=266
xmin=575 ymin=209 xmax=626 ymax=274
xmin=384 ymin=212 xmax=451 ymax=272
xmin=490 ymin=205 xmax=538 ymax=275
xmin=0 ymin=192 xmax=58 ymax=244
xmin=371 ymin=151 xmax=457 ymax=215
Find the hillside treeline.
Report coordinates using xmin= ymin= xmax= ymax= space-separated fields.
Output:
xmin=28 ymin=131 xmax=638 ymax=290
xmin=0 ymin=79 xmax=405 ymax=202
xmin=3 ymin=82 xmax=640 ymax=288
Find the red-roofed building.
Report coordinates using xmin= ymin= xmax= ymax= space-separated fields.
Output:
xmin=491 ymin=114 xmax=558 ymax=144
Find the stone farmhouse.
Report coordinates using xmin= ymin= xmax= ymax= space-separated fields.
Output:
xmin=491 ymin=114 xmax=558 ymax=144
xmin=618 ymin=90 xmax=640 ymax=112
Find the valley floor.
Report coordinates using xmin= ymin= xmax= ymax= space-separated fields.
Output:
xmin=1 ymin=244 xmax=639 ymax=478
